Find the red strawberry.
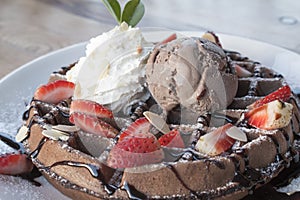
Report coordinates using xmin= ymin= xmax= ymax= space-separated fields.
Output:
xmin=157 ymin=33 xmax=177 ymax=46
xmin=245 ymin=100 xmax=293 ymax=130
xmin=195 ymin=123 xmax=235 ymax=156
xmin=34 ymin=80 xmax=75 ymax=104
xmin=107 ymin=133 xmax=164 ymax=168
xmin=70 ymin=99 xmax=113 ymax=119
xmin=233 ymin=64 xmax=252 ymax=78
xmin=158 ymin=129 xmax=185 ymax=148
xmin=0 ymin=153 xmax=33 ymax=175
xmin=248 ymin=85 xmax=291 ymax=109
xmin=119 ymin=117 xmax=151 ymax=141
xmin=70 ymin=112 xmax=118 ymax=138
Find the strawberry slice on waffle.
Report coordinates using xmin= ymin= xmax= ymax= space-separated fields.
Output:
xmin=70 ymin=112 xmax=118 ymax=138
xmin=158 ymin=129 xmax=185 ymax=148
xmin=107 ymin=117 xmax=163 ymax=168
xmin=69 ymin=99 xmax=118 ymax=138
xmin=0 ymin=153 xmax=33 ymax=175
xmin=70 ymin=99 xmax=113 ymax=119
xmin=195 ymin=123 xmax=236 ymax=156
xmin=119 ymin=117 xmax=151 ymax=141
xmin=107 ymin=132 xmax=164 ymax=169
xmin=248 ymin=85 xmax=291 ymax=109
xmin=34 ymin=80 xmax=75 ymax=104
xmin=245 ymin=100 xmax=293 ymax=130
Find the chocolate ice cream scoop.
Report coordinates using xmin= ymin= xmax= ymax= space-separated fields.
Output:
xmin=146 ymin=37 xmax=238 ymax=120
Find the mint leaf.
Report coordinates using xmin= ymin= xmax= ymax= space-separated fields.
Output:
xmin=102 ymin=0 xmax=121 ymax=23
xmin=122 ymin=0 xmax=145 ymax=27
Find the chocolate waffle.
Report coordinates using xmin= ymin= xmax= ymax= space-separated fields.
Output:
xmin=19 ymin=37 xmax=300 ymax=200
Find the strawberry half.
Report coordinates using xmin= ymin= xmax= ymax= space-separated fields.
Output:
xmin=70 ymin=99 xmax=113 ymax=119
xmin=248 ymin=85 xmax=291 ymax=109
xmin=119 ymin=117 xmax=151 ymax=141
xmin=245 ymin=100 xmax=293 ymax=130
xmin=34 ymin=80 xmax=75 ymax=104
xmin=195 ymin=123 xmax=235 ymax=156
xmin=158 ymin=129 xmax=185 ymax=148
xmin=107 ymin=133 xmax=164 ymax=168
xmin=70 ymin=112 xmax=118 ymax=138
xmin=157 ymin=33 xmax=177 ymax=46
xmin=0 ymin=153 xmax=33 ymax=175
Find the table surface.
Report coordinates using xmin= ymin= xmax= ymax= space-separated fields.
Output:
xmin=1 ymin=0 xmax=300 ymax=79
xmin=1 ymin=0 xmax=300 ymax=199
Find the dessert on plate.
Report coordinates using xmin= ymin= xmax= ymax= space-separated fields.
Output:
xmin=12 ymin=23 xmax=300 ymax=200
xmin=0 ymin=1 xmax=299 ymax=199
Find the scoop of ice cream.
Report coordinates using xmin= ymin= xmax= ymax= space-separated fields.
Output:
xmin=146 ymin=37 xmax=238 ymax=117
xmin=66 ymin=22 xmax=153 ymax=116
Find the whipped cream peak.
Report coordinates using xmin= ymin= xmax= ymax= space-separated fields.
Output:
xmin=66 ymin=22 xmax=153 ymax=115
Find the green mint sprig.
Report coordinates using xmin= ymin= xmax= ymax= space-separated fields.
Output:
xmin=102 ymin=0 xmax=145 ymax=27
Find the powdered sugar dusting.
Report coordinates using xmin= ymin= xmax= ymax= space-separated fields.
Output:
xmin=0 ymin=97 xmax=70 ymax=199
xmin=0 ymin=101 xmax=26 ymax=154
xmin=0 ymin=175 xmax=70 ymax=200
xmin=277 ymin=176 xmax=300 ymax=195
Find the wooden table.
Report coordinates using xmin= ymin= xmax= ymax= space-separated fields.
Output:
xmin=0 ymin=0 xmax=300 ymax=199
xmin=1 ymin=0 xmax=300 ymax=79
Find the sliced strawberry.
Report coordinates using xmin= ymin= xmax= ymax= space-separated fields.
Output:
xmin=119 ymin=117 xmax=151 ymax=141
xmin=70 ymin=99 xmax=113 ymax=119
xmin=34 ymin=80 xmax=75 ymax=104
xmin=233 ymin=64 xmax=252 ymax=78
xmin=248 ymin=85 xmax=291 ymax=109
xmin=0 ymin=153 xmax=33 ymax=175
xmin=195 ymin=123 xmax=235 ymax=156
xmin=245 ymin=100 xmax=293 ymax=130
xmin=107 ymin=133 xmax=164 ymax=168
xmin=157 ymin=33 xmax=177 ymax=46
xmin=158 ymin=129 xmax=185 ymax=148
xmin=70 ymin=112 xmax=118 ymax=138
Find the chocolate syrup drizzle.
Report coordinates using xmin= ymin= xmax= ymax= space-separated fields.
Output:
xmin=0 ymin=132 xmax=24 ymax=152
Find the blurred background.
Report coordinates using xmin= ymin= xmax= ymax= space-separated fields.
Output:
xmin=0 ymin=0 xmax=299 ymax=79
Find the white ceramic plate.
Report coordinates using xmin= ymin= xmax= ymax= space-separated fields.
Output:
xmin=0 ymin=32 xmax=300 ymax=200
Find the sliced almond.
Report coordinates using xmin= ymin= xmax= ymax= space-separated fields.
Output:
xmin=52 ymin=124 xmax=80 ymax=133
xmin=143 ymin=111 xmax=170 ymax=134
xmin=15 ymin=125 xmax=29 ymax=142
xmin=226 ymin=126 xmax=247 ymax=142
xmin=58 ymin=135 xmax=70 ymax=142
xmin=42 ymin=129 xmax=70 ymax=141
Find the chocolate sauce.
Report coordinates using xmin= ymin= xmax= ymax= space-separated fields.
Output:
xmin=20 ymin=166 xmax=42 ymax=187
xmin=22 ymin=108 xmax=30 ymax=121
xmin=211 ymin=112 xmax=239 ymax=124
xmin=163 ymin=147 xmax=206 ymax=162
xmin=48 ymin=161 xmax=99 ymax=177
xmin=197 ymin=113 xmax=211 ymax=127
xmin=130 ymin=101 xmax=148 ymax=121
xmin=268 ymin=134 xmax=282 ymax=155
xmin=229 ymin=155 xmax=242 ymax=172
xmin=49 ymin=161 xmax=132 ymax=199
xmin=281 ymin=128 xmax=291 ymax=147
xmin=121 ymin=181 xmax=147 ymax=200
xmin=29 ymin=137 xmax=48 ymax=159
xmin=105 ymin=169 xmax=124 ymax=195
xmin=0 ymin=132 xmax=23 ymax=152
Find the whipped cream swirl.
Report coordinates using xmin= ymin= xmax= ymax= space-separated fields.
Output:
xmin=66 ymin=22 xmax=153 ymax=115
